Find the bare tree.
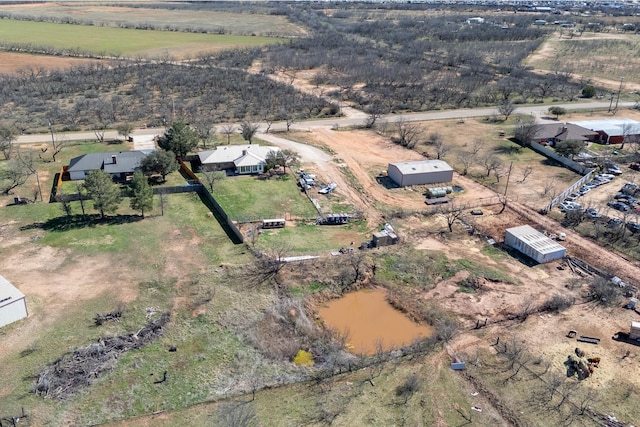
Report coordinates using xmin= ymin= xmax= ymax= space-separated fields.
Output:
xmin=621 ymin=122 xmax=635 ymax=150
xmin=519 ymin=165 xmax=534 ymax=183
xmin=364 ymin=99 xmax=388 ymax=129
xmin=392 ymin=118 xmax=424 ymax=149
xmin=498 ymin=100 xmax=516 ymax=121
xmin=481 ymin=154 xmax=503 ymax=178
xmin=220 ymin=124 xmax=236 ymax=145
xmin=192 ymin=116 xmax=217 ymax=148
xmin=428 ymin=132 xmax=451 ymax=159
xmin=457 ymin=152 xmax=475 ymax=176
xmin=0 ymin=158 xmax=31 ymax=195
xmin=513 ymin=115 xmax=540 ymax=147
xmin=241 ymin=122 xmax=259 ymax=144
xmin=201 ymin=170 xmax=226 ymax=192
xmin=44 ymin=122 xmax=71 ymax=162
xmin=0 ymin=124 xmax=18 ymax=160
xmin=471 ymin=139 xmax=484 ymax=156
xmin=438 ymin=202 xmax=466 ymax=232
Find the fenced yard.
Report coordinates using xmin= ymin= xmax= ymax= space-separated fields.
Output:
xmin=210 ymin=174 xmax=319 ymax=222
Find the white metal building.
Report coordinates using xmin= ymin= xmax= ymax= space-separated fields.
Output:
xmin=0 ymin=274 xmax=28 ymax=328
xmin=504 ymin=225 xmax=566 ymax=264
xmin=387 ymin=160 xmax=454 ymax=187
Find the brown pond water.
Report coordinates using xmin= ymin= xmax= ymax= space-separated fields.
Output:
xmin=318 ymin=288 xmax=433 ymax=355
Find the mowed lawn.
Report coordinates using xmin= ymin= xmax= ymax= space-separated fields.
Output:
xmin=0 ymin=19 xmax=281 ymax=57
xmin=211 ymin=175 xmax=317 ymax=221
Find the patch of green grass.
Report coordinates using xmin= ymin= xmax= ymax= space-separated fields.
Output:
xmin=213 ymin=175 xmax=318 ymax=221
xmin=377 ymin=249 xmax=453 ymax=290
xmin=256 ymin=222 xmax=365 ymax=254
xmin=0 ymin=19 xmax=281 ymax=57
xmin=451 ymin=259 xmax=518 ymax=284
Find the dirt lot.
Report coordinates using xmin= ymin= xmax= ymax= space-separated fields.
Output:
xmin=0 ymin=52 xmax=96 ymax=74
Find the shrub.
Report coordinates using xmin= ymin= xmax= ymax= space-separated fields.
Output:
xmin=582 ymin=85 xmax=596 ymax=98
xmin=293 ymin=349 xmax=314 ymax=366
xmin=540 ymin=294 xmax=574 ymax=313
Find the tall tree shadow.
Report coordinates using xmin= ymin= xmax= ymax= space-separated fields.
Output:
xmin=20 ymin=214 xmax=143 ymax=232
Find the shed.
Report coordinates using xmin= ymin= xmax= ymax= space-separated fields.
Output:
xmin=0 ymin=274 xmax=28 ymax=328
xmin=372 ymin=230 xmax=398 ymax=247
xmin=388 ymin=160 xmax=453 ymax=187
xmin=630 ymin=321 xmax=640 ymax=340
xmin=504 ymin=225 xmax=566 ymax=264
xmin=262 ymin=218 xmax=285 ymax=229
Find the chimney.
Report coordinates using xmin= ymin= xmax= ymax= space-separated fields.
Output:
xmin=242 ymin=150 xmax=247 ymax=156
xmin=111 ymin=155 xmax=117 ymax=164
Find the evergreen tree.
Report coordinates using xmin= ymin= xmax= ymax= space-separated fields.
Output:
xmin=83 ymin=170 xmax=122 ymax=219
xmin=130 ymin=170 xmax=153 ymax=217
xmin=157 ymin=121 xmax=198 ymax=157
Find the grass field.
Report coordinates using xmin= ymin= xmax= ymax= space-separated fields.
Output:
xmin=256 ymin=221 xmax=368 ymax=254
xmin=0 ymin=19 xmax=281 ymax=58
xmin=212 ymin=174 xmax=318 ymax=221
xmin=526 ymin=33 xmax=640 ymax=87
xmin=0 ymin=4 xmax=305 ymax=37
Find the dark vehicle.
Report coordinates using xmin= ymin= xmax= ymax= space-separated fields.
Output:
xmin=614 ymin=194 xmax=637 ymax=205
xmin=607 ymin=218 xmax=624 ymax=227
xmin=584 ymin=208 xmax=600 ymax=219
xmin=608 ymin=201 xmax=630 ymax=212
xmin=627 ymin=222 xmax=640 ymax=233
xmin=630 ymin=163 xmax=640 ymax=171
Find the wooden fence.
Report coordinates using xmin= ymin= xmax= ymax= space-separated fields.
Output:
xmin=528 ymin=142 xmax=592 ymax=175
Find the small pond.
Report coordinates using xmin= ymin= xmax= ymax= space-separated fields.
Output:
xmin=318 ymin=288 xmax=433 ymax=355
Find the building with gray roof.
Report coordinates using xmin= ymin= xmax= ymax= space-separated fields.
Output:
xmin=67 ymin=151 xmax=151 ymax=180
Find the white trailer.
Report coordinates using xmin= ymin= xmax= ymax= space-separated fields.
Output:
xmin=504 ymin=225 xmax=566 ymax=264
xmin=0 ymin=274 xmax=28 ymax=328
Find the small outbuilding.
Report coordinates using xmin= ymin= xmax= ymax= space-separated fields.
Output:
xmin=504 ymin=225 xmax=566 ymax=264
xmin=388 ymin=160 xmax=453 ymax=187
xmin=372 ymin=230 xmax=398 ymax=247
xmin=0 ymin=274 xmax=28 ymax=328
xmin=630 ymin=321 xmax=640 ymax=340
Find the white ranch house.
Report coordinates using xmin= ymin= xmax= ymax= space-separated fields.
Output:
xmin=198 ymin=145 xmax=279 ymax=175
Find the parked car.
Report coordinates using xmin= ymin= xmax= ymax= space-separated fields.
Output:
xmin=318 ymin=182 xmax=337 ymax=194
xmin=614 ymin=193 xmax=637 ymax=205
xmin=584 ymin=181 xmax=599 ymax=188
xmin=608 ymin=201 xmax=630 ymax=212
xmin=565 ymin=193 xmax=580 ymax=202
xmin=607 ymin=218 xmax=623 ymax=227
xmin=597 ymin=173 xmax=616 ymax=180
xmin=630 ymin=163 xmax=640 ymax=171
xmin=560 ymin=201 xmax=582 ymax=212
xmin=584 ymin=208 xmax=600 ymax=219
xmin=626 ymin=222 xmax=640 ymax=233
xmin=578 ymin=186 xmax=591 ymax=195
xmin=607 ymin=167 xmax=623 ymax=175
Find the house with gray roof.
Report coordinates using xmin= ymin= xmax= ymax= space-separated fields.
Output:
xmin=532 ymin=123 xmax=597 ymax=146
xmin=67 ymin=151 xmax=151 ymax=181
xmin=198 ymin=144 xmax=279 ymax=175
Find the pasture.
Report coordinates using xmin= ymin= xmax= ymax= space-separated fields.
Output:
xmin=527 ymin=33 xmax=640 ymax=91
xmin=0 ymin=19 xmax=281 ymax=58
xmin=0 ymin=4 xmax=305 ymax=37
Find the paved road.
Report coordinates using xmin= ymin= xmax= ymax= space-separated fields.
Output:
xmin=15 ymin=101 xmax=636 ymax=145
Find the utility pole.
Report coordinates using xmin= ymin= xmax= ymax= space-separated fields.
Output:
xmin=499 ymin=161 xmax=513 ymax=214
xmin=608 ymin=91 xmax=615 ymax=113
xmin=613 ymin=77 xmax=624 ymax=114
